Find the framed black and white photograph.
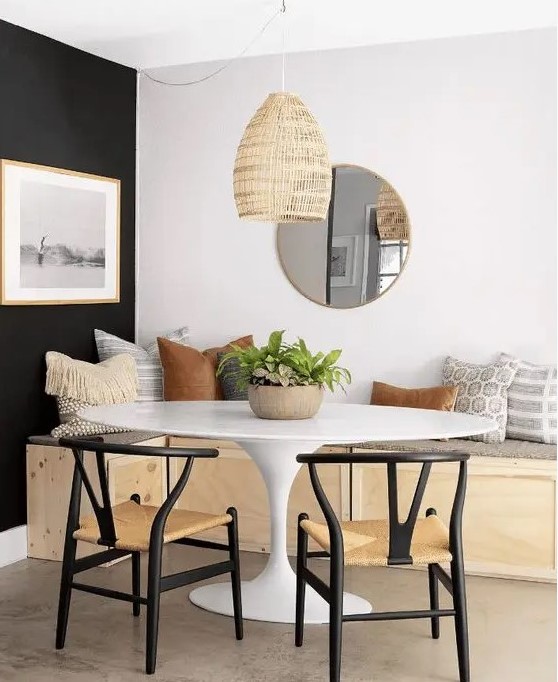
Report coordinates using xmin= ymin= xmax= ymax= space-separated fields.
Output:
xmin=1 ymin=160 xmax=120 ymax=305
xmin=330 ymin=235 xmax=359 ymax=287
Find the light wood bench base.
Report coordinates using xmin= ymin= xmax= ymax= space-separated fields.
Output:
xmin=26 ymin=437 xmax=556 ymax=582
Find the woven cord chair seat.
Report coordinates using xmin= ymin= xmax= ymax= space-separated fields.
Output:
xmin=300 ymin=516 xmax=452 ymax=567
xmin=73 ymin=500 xmax=232 ymax=552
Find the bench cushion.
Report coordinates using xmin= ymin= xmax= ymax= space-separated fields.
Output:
xmin=28 ymin=431 xmax=166 ymax=448
xmin=348 ymin=438 xmax=557 ymax=460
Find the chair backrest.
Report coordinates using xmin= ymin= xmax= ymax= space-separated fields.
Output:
xmin=296 ymin=450 xmax=470 ymax=566
xmin=59 ymin=437 xmax=218 ymax=548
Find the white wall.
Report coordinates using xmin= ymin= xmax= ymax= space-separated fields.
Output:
xmin=138 ymin=28 xmax=557 ymax=403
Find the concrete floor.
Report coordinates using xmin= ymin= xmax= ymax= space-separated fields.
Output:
xmin=0 ymin=547 xmax=554 ymax=681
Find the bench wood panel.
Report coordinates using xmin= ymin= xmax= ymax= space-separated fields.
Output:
xmin=352 ymin=453 xmax=556 ymax=582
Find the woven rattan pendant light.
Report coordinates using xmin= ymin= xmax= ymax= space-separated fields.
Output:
xmin=376 ymin=182 xmax=410 ymax=241
xmin=234 ymin=93 xmax=331 ymax=222
xmin=233 ymin=2 xmax=332 ymax=222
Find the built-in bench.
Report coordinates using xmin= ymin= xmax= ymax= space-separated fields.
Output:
xmin=27 ymin=434 xmax=556 ymax=582
xmin=27 ymin=431 xmax=166 ymax=448
xmin=352 ymin=437 xmax=556 ymax=460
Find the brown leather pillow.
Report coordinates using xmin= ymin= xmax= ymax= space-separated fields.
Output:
xmin=370 ymin=381 xmax=458 ymax=411
xmin=158 ymin=335 xmax=253 ymax=401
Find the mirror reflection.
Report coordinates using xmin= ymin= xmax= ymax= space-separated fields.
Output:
xmin=277 ymin=165 xmax=410 ymax=308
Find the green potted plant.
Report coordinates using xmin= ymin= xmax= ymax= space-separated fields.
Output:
xmin=217 ymin=330 xmax=351 ymax=420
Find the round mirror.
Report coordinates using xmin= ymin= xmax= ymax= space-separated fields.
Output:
xmin=277 ymin=165 xmax=411 ymax=308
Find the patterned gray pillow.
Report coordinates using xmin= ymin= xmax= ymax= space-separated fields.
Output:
xmin=51 ymin=396 xmax=129 ymax=438
xmin=217 ymin=353 xmax=248 ymax=401
xmin=95 ymin=327 xmax=189 ymax=401
xmin=442 ymin=356 xmax=519 ymax=444
xmin=500 ymin=353 xmax=557 ymax=444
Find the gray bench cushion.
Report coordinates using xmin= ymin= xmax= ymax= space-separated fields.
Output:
xmin=347 ymin=438 xmax=556 ymax=460
xmin=28 ymin=431 xmax=167 ymax=448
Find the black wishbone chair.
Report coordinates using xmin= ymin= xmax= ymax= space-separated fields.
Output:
xmin=56 ymin=437 xmax=243 ymax=675
xmin=295 ymin=450 xmax=470 ymax=682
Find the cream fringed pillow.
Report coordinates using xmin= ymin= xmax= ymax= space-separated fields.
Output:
xmin=45 ymin=352 xmax=138 ymax=438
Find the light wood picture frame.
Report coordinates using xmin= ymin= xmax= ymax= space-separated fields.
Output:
xmin=1 ymin=159 xmax=120 ymax=305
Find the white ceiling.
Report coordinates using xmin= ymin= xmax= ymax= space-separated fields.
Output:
xmin=0 ymin=0 xmax=555 ymax=69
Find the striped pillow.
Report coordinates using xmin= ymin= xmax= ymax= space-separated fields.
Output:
xmin=501 ymin=353 xmax=557 ymax=444
xmin=95 ymin=327 xmax=189 ymax=401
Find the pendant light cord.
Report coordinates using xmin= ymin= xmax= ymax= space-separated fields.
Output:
xmin=141 ymin=2 xmax=286 ymax=87
xmin=281 ymin=0 xmax=286 ymax=91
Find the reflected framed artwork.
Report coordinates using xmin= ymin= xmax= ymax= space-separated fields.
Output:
xmin=330 ymin=235 xmax=359 ymax=287
xmin=1 ymin=159 xmax=120 ymax=305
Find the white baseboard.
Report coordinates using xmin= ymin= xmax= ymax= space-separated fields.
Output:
xmin=0 ymin=525 xmax=27 ymax=568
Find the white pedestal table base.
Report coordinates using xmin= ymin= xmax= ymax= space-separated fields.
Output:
xmin=189 ymin=576 xmax=371 ymax=624
xmin=189 ymin=439 xmax=372 ymax=624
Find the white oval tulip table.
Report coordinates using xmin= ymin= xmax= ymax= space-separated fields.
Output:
xmin=82 ymin=401 xmax=494 ymax=624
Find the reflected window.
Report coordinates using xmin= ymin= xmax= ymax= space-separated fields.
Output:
xmin=378 ymin=240 xmax=408 ymax=294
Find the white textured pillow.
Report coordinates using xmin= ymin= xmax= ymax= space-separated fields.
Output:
xmin=442 ymin=356 xmax=519 ymax=444
xmin=95 ymin=327 xmax=189 ymax=401
xmin=500 ymin=353 xmax=557 ymax=444
xmin=45 ymin=352 xmax=138 ymax=438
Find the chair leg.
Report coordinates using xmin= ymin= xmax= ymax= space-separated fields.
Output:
xmin=426 ymin=508 xmax=440 ymax=639
xmin=329 ymin=554 xmax=344 ymax=682
xmin=451 ymin=551 xmax=470 ymax=682
xmin=130 ymin=495 xmax=141 ymax=617
xmin=428 ymin=564 xmax=440 ymax=639
xmin=132 ymin=552 xmax=141 ymax=617
xmin=55 ymin=536 xmax=77 ymax=650
xmin=295 ymin=513 xmax=309 ymax=647
xmin=146 ymin=541 xmax=163 ymax=675
xmin=56 ymin=458 xmax=83 ymax=651
xmin=226 ymin=507 xmax=243 ymax=641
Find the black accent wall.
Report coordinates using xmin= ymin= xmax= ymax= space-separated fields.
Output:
xmin=0 ymin=20 xmax=137 ymax=532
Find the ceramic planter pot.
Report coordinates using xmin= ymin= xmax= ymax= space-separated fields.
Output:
xmin=247 ymin=384 xmax=324 ymax=420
